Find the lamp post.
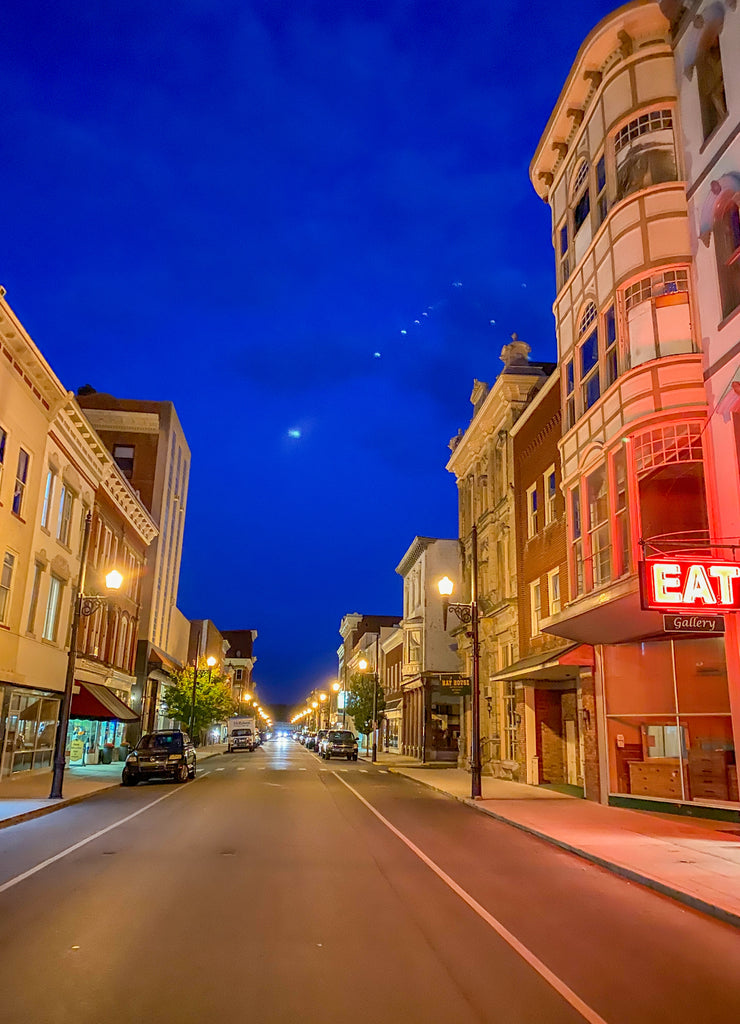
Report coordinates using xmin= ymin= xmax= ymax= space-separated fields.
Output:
xmin=359 ymin=632 xmax=380 ymax=764
xmin=50 ymin=511 xmax=123 ymax=800
xmin=438 ymin=522 xmax=481 ymax=799
xmin=331 ymin=681 xmax=340 ymax=726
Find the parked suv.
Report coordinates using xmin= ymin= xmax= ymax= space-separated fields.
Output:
xmin=314 ymin=729 xmax=328 ymax=754
xmin=320 ymin=730 xmax=359 ymax=761
xmin=122 ymin=730 xmax=196 ymax=785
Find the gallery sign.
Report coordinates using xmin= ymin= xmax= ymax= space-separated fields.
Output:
xmin=662 ymin=614 xmax=725 ymax=634
xmin=640 ymin=558 xmax=740 ymax=612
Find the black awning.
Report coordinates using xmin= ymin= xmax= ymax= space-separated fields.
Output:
xmin=71 ymin=681 xmax=139 ymax=722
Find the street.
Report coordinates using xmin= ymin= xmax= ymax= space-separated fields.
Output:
xmin=0 ymin=739 xmax=739 ymax=1024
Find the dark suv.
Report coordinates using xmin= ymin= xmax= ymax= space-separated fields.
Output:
xmin=122 ymin=730 xmax=196 ymax=785
xmin=320 ymin=730 xmax=358 ymax=761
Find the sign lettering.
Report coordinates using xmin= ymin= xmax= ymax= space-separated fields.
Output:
xmin=641 ymin=558 xmax=740 ymax=612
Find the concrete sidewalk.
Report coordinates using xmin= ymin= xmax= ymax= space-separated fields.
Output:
xmin=369 ymin=753 xmax=740 ymax=928
xmin=0 ymin=744 xmax=227 ymax=830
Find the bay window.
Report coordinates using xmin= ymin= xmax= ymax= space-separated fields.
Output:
xmin=622 ymin=268 xmax=694 ymax=368
xmin=614 ymin=109 xmax=677 ymax=203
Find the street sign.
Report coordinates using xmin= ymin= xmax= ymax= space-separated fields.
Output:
xmin=662 ymin=613 xmax=726 ymax=634
xmin=439 ymin=676 xmax=471 ymax=696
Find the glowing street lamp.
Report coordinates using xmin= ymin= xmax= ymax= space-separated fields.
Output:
xmin=437 ymin=523 xmax=481 ymax=799
xmin=358 ymin=633 xmax=381 ymax=764
xmin=50 ymin=512 xmax=124 ymax=799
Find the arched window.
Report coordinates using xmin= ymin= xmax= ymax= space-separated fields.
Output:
xmin=578 ymin=302 xmax=600 ymax=411
xmin=571 ymin=161 xmax=591 ymax=234
xmin=715 ymin=197 xmax=740 ymax=319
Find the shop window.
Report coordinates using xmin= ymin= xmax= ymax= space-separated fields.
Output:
xmin=614 ymin=109 xmax=677 ymax=203
xmin=1 ymin=692 xmax=60 ymax=775
xmin=526 ymin=483 xmax=539 ymax=537
xmin=0 ymin=551 xmax=15 ymax=625
xmin=564 ymin=359 xmax=575 ymax=430
xmin=547 ymin=568 xmax=561 ymax=615
xmin=622 ymin=268 xmax=693 ymax=368
xmin=596 ymin=154 xmax=607 ymax=224
xmin=41 ymin=468 xmax=55 ymax=529
xmin=696 ymin=32 xmax=727 ymax=141
xmin=13 ymin=448 xmax=29 ymax=517
xmin=571 ymin=487 xmax=584 ymax=597
xmin=604 ymin=306 xmax=618 ymax=387
xmin=715 ymin=198 xmax=740 ymax=320
xmin=633 ymin=422 xmax=709 ymax=550
xmin=544 ymin=465 xmax=557 ymax=525
xmin=586 ymin=465 xmax=611 ymax=587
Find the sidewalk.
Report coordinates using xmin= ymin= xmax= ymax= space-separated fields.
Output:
xmin=0 ymin=744 xmax=227 ymax=830
xmin=367 ymin=752 xmax=740 ymax=928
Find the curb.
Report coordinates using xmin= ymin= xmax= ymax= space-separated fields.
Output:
xmin=387 ymin=767 xmax=740 ymax=931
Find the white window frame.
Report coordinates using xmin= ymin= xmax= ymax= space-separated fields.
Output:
xmin=0 ymin=551 xmax=16 ymax=625
xmin=41 ymin=468 xmax=56 ymax=529
xmin=42 ymin=575 xmax=63 ymax=641
xmin=530 ymin=580 xmax=542 ymax=636
xmin=547 ymin=568 xmax=561 ymax=616
xmin=13 ymin=448 xmax=30 ymax=517
xmin=544 ymin=466 xmax=556 ymax=526
xmin=526 ymin=483 xmax=539 ymax=538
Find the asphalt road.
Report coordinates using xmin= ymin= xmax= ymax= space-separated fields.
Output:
xmin=0 ymin=739 xmax=739 ymax=1024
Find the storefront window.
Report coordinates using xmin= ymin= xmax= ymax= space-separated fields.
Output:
xmin=1 ymin=691 xmax=60 ymax=775
xmin=604 ymin=639 xmax=737 ymax=805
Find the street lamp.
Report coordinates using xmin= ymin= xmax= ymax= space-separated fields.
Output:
xmin=331 ymin=681 xmax=340 ymax=726
xmin=358 ymin=632 xmax=380 ymax=763
xmin=50 ymin=511 xmax=123 ymax=800
xmin=437 ymin=522 xmax=481 ymax=799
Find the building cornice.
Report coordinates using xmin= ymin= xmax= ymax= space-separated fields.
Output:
xmin=0 ymin=294 xmax=69 ymax=415
xmin=395 ymin=536 xmax=438 ymax=577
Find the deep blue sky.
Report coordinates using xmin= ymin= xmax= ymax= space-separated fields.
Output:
xmin=3 ymin=1 xmax=617 ymax=707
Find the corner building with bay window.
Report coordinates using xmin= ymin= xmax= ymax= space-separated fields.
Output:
xmin=530 ymin=1 xmax=738 ymax=812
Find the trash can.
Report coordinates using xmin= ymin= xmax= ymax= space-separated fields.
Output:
xmin=100 ymin=744 xmax=113 ymax=765
xmin=117 ymin=743 xmax=129 ymax=762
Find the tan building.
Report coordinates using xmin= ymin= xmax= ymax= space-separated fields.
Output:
xmin=0 ymin=292 xmax=156 ymax=777
xmin=530 ymin=2 xmax=736 ymax=810
xmin=446 ymin=338 xmax=552 ymax=777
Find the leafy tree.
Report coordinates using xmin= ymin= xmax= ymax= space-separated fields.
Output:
xmin=162 ymin=661 xmax=237 ymax=743
xmin=344 ymin=671 xmax=385 ymax=737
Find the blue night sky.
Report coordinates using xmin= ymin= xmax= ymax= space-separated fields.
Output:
xmin=3 ymin=1 xmax=617 ymax=707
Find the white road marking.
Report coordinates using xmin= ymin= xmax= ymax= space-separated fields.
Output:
xmin=360 ymin=770 xmax=368 ymax=773
xmin=332 ymin=773 xmax=609 ymax=1024
xmin=215 ymin=768 xmax=225 ymax=772
xmin=299 ymin=768 xmax=307 ymax=771
xmin=0 ymin=782 xmax=200 ymax=896
xmin=237 ymin=768 xmax=246 ymax=772
xmin=381 ymin=770 xmax=389 ymax=774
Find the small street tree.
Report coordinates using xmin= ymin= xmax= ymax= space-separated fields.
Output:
xmin=344 ymin=671 xmax=385 ymax=738
xmin=162 ymin=661 xmax=237 ymax=744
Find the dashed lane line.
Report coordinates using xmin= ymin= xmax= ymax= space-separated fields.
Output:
xmin=332 ymin=773 xmax=609 ymax=1024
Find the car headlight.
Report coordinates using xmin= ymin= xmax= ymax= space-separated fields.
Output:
xmin=126 ymin=752 xmax=138 ymax=762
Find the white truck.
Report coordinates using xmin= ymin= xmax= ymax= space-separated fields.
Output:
xmin=227 ymin=715 xmax=256 ymax=752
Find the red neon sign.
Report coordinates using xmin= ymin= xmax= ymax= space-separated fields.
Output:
xmin=641 ymin=558 xmax=740 ymax=612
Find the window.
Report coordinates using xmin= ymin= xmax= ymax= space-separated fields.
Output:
xmin=547 ymin=568 xmax=561 ymax=615
xmin=57 ymin=485 xmax=74 ymax=546
xmin=27 ymin=563 xmax=43 ymax=633
xmin=113 ymin=444 xmax=135 ymax=479
xmin=564 ymin=359 xmax=575 ymax=430
xmin=530 ymin=580 xmax=542 ymax=635
xmin=0 ymin=551 xmax=15 ymax=624
xmin=559 ymin=222 xmax=570 ymax=287
xmin=604 ymin=306 xmax=618 ymax=387
xmin=614 ymin=109 xmax=677 ymax=202
xmin=571 ymin=487 xmax=585 ymax=597
xmin=572 ymin=161 xmax=591 ymax=234
xmin=596 ymin=154 xmax=607 ymax=224
xmin=544 ymin=466 xmax=557 ymax=525
xmin=580 ymin=326 xmax=600 ymax=411
xmin=407 ymin=630 xmax=421 ymax=663
xmin=0 ymin=425 xmax=6 ymax=492
xmin=623 ymin=268 xmax=693 ymax=367
xmin=41 ymin=469 xmax=55 ymax=529
xmin=235 ymin=668 xmax=243 ymax=681
xmin=42 ymin=576 xmax=63 ymax=641
xmin=526 ymin=483 xmax=539 ymax=537
xmin=633 ymin=423 xmax=709 ymax=550
xmin=696 ymin=32 xmax=727 ymax=141
xmin=715 ymin=199 xmax=740 ymax=319
xmin=502 ymin=681 xmax=518 ymax=762
xmin=13 ymin=448 xmax=29 ymax=517
xmin=586 ymin=466 xmax=611 ymax=587
xmin=613 ymin=447 xmax=631 ymax=577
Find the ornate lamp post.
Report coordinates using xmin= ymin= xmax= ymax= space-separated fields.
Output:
xmin=50 ymin=511 xmax=123 ymax=800
xmin=438 ymin=523 xmax=481 ymax=799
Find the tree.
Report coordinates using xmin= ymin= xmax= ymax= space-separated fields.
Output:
xmin=162 ymin=661 xmax=237 ymax=743
xmin=344 ymin=671 xmax=385 ymax=737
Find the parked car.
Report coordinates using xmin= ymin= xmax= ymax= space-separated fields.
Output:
xmin=314 ymin=729 xmax=328 ymax=754
xmin=121 ymin=730 xmax=196 ymax=785
xmin=304 ymin=732 xmax=318 ymax=750
xmin=320 ymin=730 xmax=359 ymax=761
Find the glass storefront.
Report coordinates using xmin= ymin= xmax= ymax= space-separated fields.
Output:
xmin=67 ymin=718 xmax=128 ymax=765
xmin=0 ymin=689 xmax=60 ymax=776
xmin=605 ymin=637 xmax=737 ymax=804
